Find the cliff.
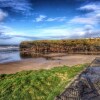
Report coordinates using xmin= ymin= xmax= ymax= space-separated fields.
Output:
xmin=20 ymin=38 xmax=100 ymax=56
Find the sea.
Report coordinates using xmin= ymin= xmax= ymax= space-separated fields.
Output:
xmin=0 ymin=45 xmax=21 ymax=63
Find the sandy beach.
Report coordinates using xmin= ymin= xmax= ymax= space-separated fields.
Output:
xmin=0 ymin=54 xmax=100 ymax=74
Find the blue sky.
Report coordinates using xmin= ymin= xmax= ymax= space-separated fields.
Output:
xmin=0 ymin=0 xmax=100 ymax=44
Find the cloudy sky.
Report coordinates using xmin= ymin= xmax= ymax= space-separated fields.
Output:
xmin=0 ymin=0 xmax=100 ymax=44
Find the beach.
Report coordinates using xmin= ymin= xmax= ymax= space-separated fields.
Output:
xmin=0 ymin=54 xmax=100 ymax=74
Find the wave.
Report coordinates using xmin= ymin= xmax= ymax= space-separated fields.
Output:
xmin=0 ymin=46 xmax=19 ymax=52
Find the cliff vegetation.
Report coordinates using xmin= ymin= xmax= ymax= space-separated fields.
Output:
xmin=20 ymin=38 xmax=100 ymax=56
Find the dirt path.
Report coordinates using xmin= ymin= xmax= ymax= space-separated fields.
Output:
xmin=0 ymin=54 xmax=100 ymax=74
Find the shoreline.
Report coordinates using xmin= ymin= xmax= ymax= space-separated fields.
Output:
xmin=0 ymin=54 xmax=100 ymax=74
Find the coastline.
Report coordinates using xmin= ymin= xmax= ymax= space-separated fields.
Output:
xmin=0 ymin=54 xmax=100 ymax=74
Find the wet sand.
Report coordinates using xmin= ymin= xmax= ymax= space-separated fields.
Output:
xmin=0 ymin=54 xmax=100 ymax=74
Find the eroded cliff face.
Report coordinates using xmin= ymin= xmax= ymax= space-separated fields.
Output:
xmin=20 ymin=38 xmax=100 ymax=57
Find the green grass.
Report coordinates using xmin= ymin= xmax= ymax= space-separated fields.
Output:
xmin=0 ymin=64 xmax=87 ymax=100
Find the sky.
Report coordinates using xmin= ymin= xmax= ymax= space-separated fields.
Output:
xmin=0 ymin=0 xmax=100 ymax=44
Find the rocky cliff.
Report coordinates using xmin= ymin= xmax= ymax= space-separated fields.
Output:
xmin=20 ymin=38 xmax=100 ymax=56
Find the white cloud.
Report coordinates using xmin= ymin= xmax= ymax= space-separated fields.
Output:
xmin=46 ymin=18 xmax=56 ymax=21
xmin=0 ymin=24 xmax=40 ymax=44
xmin=46 ymin=17 xmax=66 ymax=22
xmin=0 ymin=0 xmax=32 ymax=14
xmin=69 ymin=2 xmax=100 ymax=38
xmin=40 ymin=28 xmax=69 ymax=36
xmin=35 ymin=15 xmax=46 ymax=22
xmin=0 ymin=9 xmax=8 ymax=21
xmin=69 ymin=16 xmax=95 ymax=25
xmin=0 ymin=24 xmax=28 ymax=39
xmin=69 ymin=25 xmax=100 ymax=38
xmin=0 ymin=24 xmax=99 ymax=44
xmin=33 ymin=26 xmax=100 ymax=39
xmin=84 ymin=25 xmax=94 ymax=31
xmin=34 ymin=16 xmax=67 ymax=22
xmin=31 ymin=28 xmax=70 ymax=37
xmin=69 ymin=3 xmax=100 ymax=25
xmin=79 ymin=4 xmax=100 ymax=11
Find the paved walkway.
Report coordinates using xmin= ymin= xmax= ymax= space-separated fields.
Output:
xmin=55 ymin=57 xmax=100 ymax=100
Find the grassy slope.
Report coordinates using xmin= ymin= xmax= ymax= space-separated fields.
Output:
xmin=0 ymin=64 xmax=87 ymax=100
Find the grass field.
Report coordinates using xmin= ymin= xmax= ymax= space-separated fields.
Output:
xmin=0 ymin=64 xmax=87 ymax=100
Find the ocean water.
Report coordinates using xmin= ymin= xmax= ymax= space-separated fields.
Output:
xmin=0 ymin=46 xmax=21 ymax=63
